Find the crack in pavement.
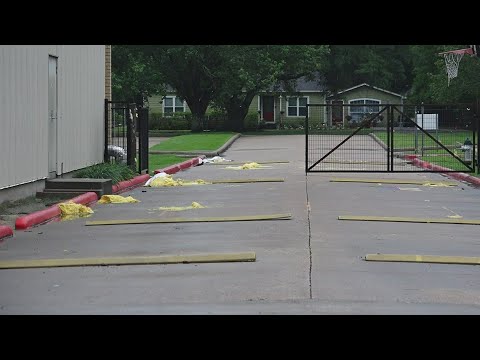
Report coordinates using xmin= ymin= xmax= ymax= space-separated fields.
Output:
xmin=305 ymin=174 xmax=312 ymax=299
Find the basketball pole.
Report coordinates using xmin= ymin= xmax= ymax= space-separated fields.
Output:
xmin=477 ymin=97 xmax=480 ymax=174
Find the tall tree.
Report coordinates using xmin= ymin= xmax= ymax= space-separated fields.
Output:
xmin=141 ymin=45 xmax=329 ymax=131
xmin=111 ymin=45 xmax=164 ymax=103
xmin=325 ymin=45 xmax=412 ymax=96
xmin=407 ymin=45 xmax=480 ymax=104
xmin=145 ymin=45 xmax=223 ymax=130
xmin=213 ymin=45 xmax=330 ymax=131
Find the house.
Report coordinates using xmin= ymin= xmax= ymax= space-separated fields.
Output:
xmin=0 ymin=45 xmax=110 ymax=204
xmin=248 ymin=76 xmax=326 ymax=126
xmin=326 ymin=83 xmax=405 ymax=127
xmin=147 ymin=75 xmax=327 ymax=127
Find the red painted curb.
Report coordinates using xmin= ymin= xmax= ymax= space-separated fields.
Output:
xmin=406 ymin=156 xmax=480 ymax=187
xmin=0 ymin=225 xmax=13 ymax=240
xmin=15 ymin=192 xmax=98 ymax=230
xmin=154 ymin=156 xmax=204 ymax=175
xmin=112 ymin=174 xmax=151 ymax=194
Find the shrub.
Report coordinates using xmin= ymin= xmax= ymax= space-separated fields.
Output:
xmin=244 ymin=112 xmax=259 ymax=131
xmin=73 ymin=162 xmax=136 ymax=185
xmin=282 ymin=118 xmax=305 ymax=130
xmin=148 ymin=112 xmax=192 ymax=131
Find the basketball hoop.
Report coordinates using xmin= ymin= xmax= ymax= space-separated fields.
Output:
xmin=438 ymin=47 xmax=474 ymax=86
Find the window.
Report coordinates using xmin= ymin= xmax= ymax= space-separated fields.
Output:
xmin=287 ymin=97 xmax=308 ymax=117
xmin=348 ymin=99 xmax=380 ymax=122
xmin=163 ymin=96 xmax=185 ymax=115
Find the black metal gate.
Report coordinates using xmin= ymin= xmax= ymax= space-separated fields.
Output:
xmin=306 ymin=104 xmax=478 ymax=173
xmin=104 ymin=99 xmax=149 ymax=174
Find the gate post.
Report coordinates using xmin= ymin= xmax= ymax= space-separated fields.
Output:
xmin=138 ymin=107 xmax=149 ymax=174
xmin=305 ymin=106 xmax=309 ymax=173
xmin=476 ymin=98 xmax=480 ymax=174
xmin=390 ymin=105 xmax=394 ymax=171
xmin=104 ymin=98 xmax=109 ymax=162
xmin=126 ymin=103 xmax=137 ymax=170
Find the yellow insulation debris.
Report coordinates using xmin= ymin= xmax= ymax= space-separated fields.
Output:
xmin=58 ymin=201 xmax=94 ymax=221
xmin=148 ymin=174 xmax=210 ymax=187
xmin=98 ymin=195 xmax=140 ymax=204
xmin=422 ymin=183 xmax=455 ymax=187
xmin=156 ymin=201 xmax=207 ymax=212
xmin=226 ymin=162 xmax=267 ymax=170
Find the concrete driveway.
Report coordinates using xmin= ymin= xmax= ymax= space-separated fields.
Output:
xmin=1 ymin=135 xmax=479 ymax=314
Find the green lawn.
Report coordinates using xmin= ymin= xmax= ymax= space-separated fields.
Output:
xmin=374 ymin=130 xmax=478 ymax=174
xmin=148 ymin=154 xmax=188 ymax=174
xmin=150 ymin=132 xmax=237 ymax=151
xmin=375 ymin=130 xmax=472 ymax=149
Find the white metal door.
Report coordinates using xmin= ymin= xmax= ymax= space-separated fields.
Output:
xmin=48 ymin=56 xmax=58 ymax=177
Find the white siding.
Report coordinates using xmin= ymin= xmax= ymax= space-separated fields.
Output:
xmin=56 ymin=45 xmax=105 ymax=174
xmin=0 ymin=45 xmax=105 ymax=190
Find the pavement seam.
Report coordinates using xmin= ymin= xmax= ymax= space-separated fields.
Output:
xmin=305 ymin=174 xmax=313 ymax=300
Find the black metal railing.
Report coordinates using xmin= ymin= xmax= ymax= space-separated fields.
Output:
xmin=104 ymin=100 xmax=149 ymax=174
xmin=306 ymin=103 xmax=478 ymax=173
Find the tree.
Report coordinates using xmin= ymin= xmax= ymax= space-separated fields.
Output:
xmin=111 ymin=45 xmax=164 ymax=103
xmin=325 ymin=45 xmax=412 ymax=97
xmin=143 ymin=45 xmax=329 ymax=132
xmin=213 ymin=45 xmax=330 ymax=131
xmin=144 ymin=46 xmax=224 ymax=131
xmin=428 ymin=46 xmax=480 ymax=104
xmin=407 ymin=45 xmax=480 ymax=105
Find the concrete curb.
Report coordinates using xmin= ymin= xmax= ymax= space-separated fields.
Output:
xmin=112 ymin=174 xmax=151 ymax=194
xmin=401 ymin=154 xmax=480 ymax=187
xmin=149 ymin=133 xmax=242 ymax=157
xmin=369 ymin=133 xmax=388 ymax=151
xmin=368 ymin=133 xmax=480 ymax=187
xmin=154 ymin=155 xmax=206 ymax=175
xmin=213 ymin=133 xmax=242 ymax=155
xmin=0 ymin=225 xmax=13 ymax=241
xmin=15 ymin=192 xmax=98 ymax=230
xmin=10 ymin=155 xmax=208 ymax=232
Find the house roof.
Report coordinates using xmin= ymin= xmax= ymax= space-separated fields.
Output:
xmin=268 ymin=74 xmax=327 ymax=93
xmin=327 ymin=83 xmax=405 ymax=99
xmin=163 ymin=73 xmax=327 ymax=94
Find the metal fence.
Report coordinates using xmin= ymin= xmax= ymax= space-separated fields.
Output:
xmin=104 ymin=100 xmax=149 ymax=174
xmin=306 ymin=103 xmax=478 ymax=173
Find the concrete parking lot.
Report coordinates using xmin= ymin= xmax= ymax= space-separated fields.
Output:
xmin=1 ymin=135 xmax=479 ymax=314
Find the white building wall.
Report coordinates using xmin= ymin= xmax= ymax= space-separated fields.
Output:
xmin=56 ymin=45 xmax=105 ymax=174
xmin=0 ymin=45 xmax=105 ymax=198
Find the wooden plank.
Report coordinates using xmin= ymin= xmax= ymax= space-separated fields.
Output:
xmin=365 ymin=253 xmax=480 ymax=265
xmin=330 ymin=178 xmax=458 ymax=186
xmin=209 ymin=178 xmax=284 ymax=184
xmin=0 ymin=252 xmax=257 ymax=270
xmin=208 ymin=161 xmax=290 ymax=165
xmin=86 ymin=213 xmax=292 ymax=226
xmin=338 ymin=215 xmax=480 ymax=225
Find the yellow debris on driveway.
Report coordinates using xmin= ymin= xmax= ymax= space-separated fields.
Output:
xmin=98 ymin=195 xmax=140 ymax=204
xmin=155 ymin=201 xmax=207 ymax=211
xmin=58 ymin=201 xmax=94 ymax=221
xmin=226 ymin=162 xmax=269 ymax=170
xmin=148 ymin=174 xmax=210 ymax=187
